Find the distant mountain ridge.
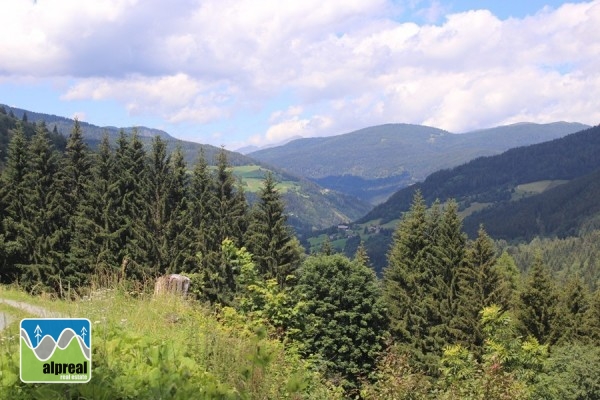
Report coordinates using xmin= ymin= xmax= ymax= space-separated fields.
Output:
xmin=360 ymin=124 xmax=600 ymax=237
xmin=249 ymin=122 xmax=590 ymax=204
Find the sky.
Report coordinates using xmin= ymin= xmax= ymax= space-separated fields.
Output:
xmin=1 ymin=0 xmax=599 ymax=150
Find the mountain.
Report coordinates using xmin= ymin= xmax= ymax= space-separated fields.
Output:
xmin=0 ymin=105 xmax=371 ymax=232
xmin=461 ymin=167 xmax=600 ymax=241
xmin=249 ymin=122 xmax=589 ymax=204
xmin=361 ymin=124 xmax=600 ymax=226
xmin=301 ymin=124 xmax=600 ymax=273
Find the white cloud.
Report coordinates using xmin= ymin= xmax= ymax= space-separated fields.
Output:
xmin=2 ymin=0 xmax=600 ymax=146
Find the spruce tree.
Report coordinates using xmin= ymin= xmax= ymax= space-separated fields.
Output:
xmin=493 ymin=250 xmax=521 ymax=310
xmin=165 ymin=145 xmax=190 ymax=273
xmin=0 ymin=123 xmax=29 ymax=283
xmin=517 ymin=252 xmax=559 ymax=344
xmin=320 ymin=237 xmax=334 ymax=255
xmin=552 ymin=275 xmax=591 ymax=344
xmin=20 ymin=123 xmax=64 ymax=291
xmin=383 ymin=190 xmax=430 ymax=365
xmin=63 ymin=118 xmax=92 ymax=208
xmin=454 ymin=225 xmax=501 ymax=348
xmin=112 ymin=129 xmax=151 ymax=278
xmin=354 ymin=241 xmax=371 ymax=268
xmin=60 ymin=119 xmax=93 ymax=288
xmin=146 ymin=136 xmax=172 ymax=274
xmin=583 ymin=288 xmax=600 ymax=345
xmin=244 ymin=172 xmax=301 ymax=287
xmin=68 ymin=133 xmax=120 ymax=283
xmin=187 ymin=148 xmax=217 ymax=273
xmin=428 ymin=200 xmax=467 ymax=354
xmin=202 ymin=148 xmax=248 ymax=303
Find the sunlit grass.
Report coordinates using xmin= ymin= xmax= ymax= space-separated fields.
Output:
xmin=0 ymin=280 xmax=340 ymax=399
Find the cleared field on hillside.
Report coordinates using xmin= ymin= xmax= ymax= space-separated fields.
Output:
xmin=231 ymin=165 xmax=301 ymax=193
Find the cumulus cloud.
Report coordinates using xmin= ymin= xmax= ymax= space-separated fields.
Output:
xmin=1 ymin=0 xmax=600 ymax=146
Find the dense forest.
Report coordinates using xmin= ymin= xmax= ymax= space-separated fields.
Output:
xmin=1 ymin=112 xmax=600 ymax=398
xmin=362 ymin=124 xmax=600 ymax=225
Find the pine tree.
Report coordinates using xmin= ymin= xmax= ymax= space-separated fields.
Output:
xmin=244 ymin=172 xmax=301 ymax=287
xmin=0 ymin=123 xmax=30 ymax=283
xmin=517 ymin=252 xmax=559 ymax=344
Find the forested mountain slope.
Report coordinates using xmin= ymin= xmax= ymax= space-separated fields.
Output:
xmin=361 ymin=124 xmax=600 ymax=228
xmin=462 ymin=167 xmax=600 ymax=240
xmin=250 ymin=122 xmax=588 ymax=204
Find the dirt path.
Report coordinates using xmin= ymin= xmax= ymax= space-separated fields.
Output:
xmin=0 ymin=298 xmax=64 ymax=331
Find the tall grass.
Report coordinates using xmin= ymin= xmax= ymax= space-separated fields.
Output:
xmin=0 ymin=273 xmax=341 ymax=399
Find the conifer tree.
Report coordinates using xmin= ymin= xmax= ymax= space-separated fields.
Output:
xmin=202 ymin=148 xmax=248 ymax=303
xmin=67 ymin=134 xmax=120 ymax=282
xmin=60 ymin=119 xmax=94 ymax=287
xmin=146 ymin=136 xmax=173 ymax=274
xmin=212 ymin=148 xmax=248 ymax=248
xmin=583 ymin=289 xmax=600 ymax=345
xmin=0 ymin=123 xmax=29 ymax=282
xmin=517 ymin=253 xmax=559 ymax=344
xmin=20 ymin=123 xmax=64 ymax=291
xmin=354 ymin=241 xmax=371 ymax=268
xmin=63 ymin=118 xmax=92 ymax=208
xmin=112 ymin=129 xmax=151 ymax=278
xmin=454 ymin=225 xmax=501 ymax=348
xmin=244 ymin=172 xmax=301 ymax=287
xmin=493 ymin=250 xmax=521 ymax=310
xmin=187 ymin=148 xmax=217 ymax=273
xmin=320 ymin=237 xmax=334 ymax=255
xmin=383 ymin=190 xmax=430 ymax=365
xmin=428 ymin=200 xmax=467 ymax=353
xmin=165 ymin=145 xmax=191 ymax=273
xmin=552 ymin=275 xmax=591 ymax=344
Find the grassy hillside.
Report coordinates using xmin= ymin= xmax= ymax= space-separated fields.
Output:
xmin=0 ymin=284 xmax=340 ymax=399
xmin=250 ymin=122 xmax=588 ymax=204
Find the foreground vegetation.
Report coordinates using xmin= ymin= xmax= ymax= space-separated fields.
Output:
xmin=0 ymin=283 xmax=341 ymax=399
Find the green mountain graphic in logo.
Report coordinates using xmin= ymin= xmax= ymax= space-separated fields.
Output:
xmin=20 ymin=318 xmax=91 ymax=383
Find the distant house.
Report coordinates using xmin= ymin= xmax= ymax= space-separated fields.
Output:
xmin=338 ymin=224 xmax=349 ymax=230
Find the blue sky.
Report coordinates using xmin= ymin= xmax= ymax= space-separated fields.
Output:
xmin=1 ymin=0 xmax=598 ymax=149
